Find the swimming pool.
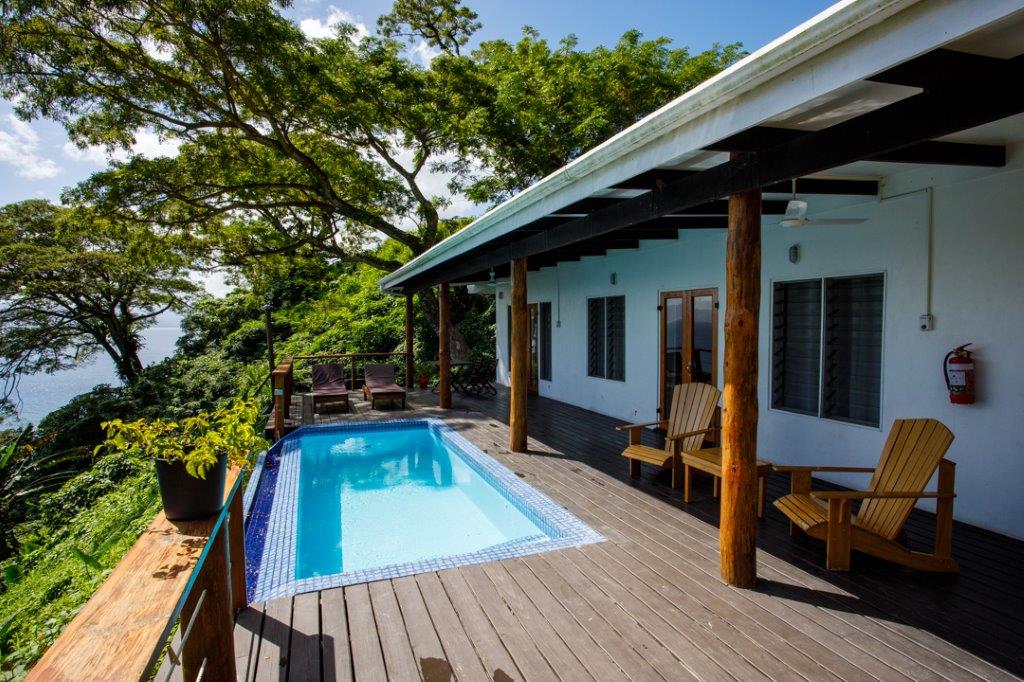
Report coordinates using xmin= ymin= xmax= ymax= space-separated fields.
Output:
xmin=243 ymin=419 xmax=602 ymax=602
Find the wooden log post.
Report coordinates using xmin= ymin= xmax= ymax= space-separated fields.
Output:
xmin=720 ymin=159 xmax=761 ymax=589
xmin=438 ymin=282 xmax=452 ymax=408
xmin=181 ymin=523 xmax=236 ymax=681
xmin=509 ymin=258 xmax=529 ymax=452
xmin=405 ymin=293 xmax=415 ymax=389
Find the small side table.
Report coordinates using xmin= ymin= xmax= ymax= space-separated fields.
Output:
xmin=681 ymin=446 xmax=773 ymax=518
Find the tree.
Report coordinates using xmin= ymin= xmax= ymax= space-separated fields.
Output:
xmin=1 ymin=0 xmax=462 ymax=271
xmin=457 ymin=29 xmax=745 ymax=202
xmin=377 ymin=0 xmax=481 ymax=56
xmin=0 ymin=0 xmax=740 ymax=355
xmin=0 ymin=201 xmax=199 ymax=393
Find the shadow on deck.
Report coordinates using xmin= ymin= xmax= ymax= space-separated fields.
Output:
xmin=237 ymin=387 xmax=1023 ymax=680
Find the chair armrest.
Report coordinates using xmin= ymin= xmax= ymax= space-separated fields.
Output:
xmin=810 ymin=490 xmax=955 ymax=501
xmin=772 ymin=465 xmax=876 ymax=473
xmin=615 ymin=420 xmax=666 ymax=431
xmin=666 ymin=427 xmax=715 ymax=442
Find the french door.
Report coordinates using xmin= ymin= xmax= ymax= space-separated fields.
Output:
xmin=659 ymin=289 xmax=718 ymax=416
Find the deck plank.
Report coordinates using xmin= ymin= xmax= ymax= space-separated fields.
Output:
xmin=366 ymin=580 xmax=418 ymax=680
xmin=236 ymin=390 xmax=1024 ymax=681
xmin=320 ymin=589 xmax=353 ymax=682
xmin=459 ymin=564 xmax=559 ymax=681
xmin=254 ymin=597 xmax=291 ymax=681
xmin=433 ymin=569 xmax=526 ymax=681
xmin=289 ymin=591 xmax=321 ymax=681
xmin=234 ymin=602 xmax=265 ymax=682
xmin=343 ymin=584 xmax=387 ymax=681
xmin=411 ymin=572 xmax=491 ymax=681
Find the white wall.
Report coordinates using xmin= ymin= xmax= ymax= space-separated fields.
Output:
xmin=491 ymin=147 xmax=1024 ymax=539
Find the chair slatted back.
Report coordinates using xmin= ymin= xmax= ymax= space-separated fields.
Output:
xmin=857 ymin=418 xmax=955 ymax=539
xmin=665 ymin=383 xmax=721 ymax=453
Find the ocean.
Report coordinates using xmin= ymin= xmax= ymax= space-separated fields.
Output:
xmin=9 ymin=313 xmax=183 ymax=426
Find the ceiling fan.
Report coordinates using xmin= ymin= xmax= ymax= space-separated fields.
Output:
xmin=780 ymin=200 xmax=867 ymax=227
xmin=780 ymin=181 xmax=867 ymax=227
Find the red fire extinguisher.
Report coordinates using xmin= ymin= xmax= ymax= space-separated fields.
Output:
xmin=943 ymin=343 xmax=975 ymax=404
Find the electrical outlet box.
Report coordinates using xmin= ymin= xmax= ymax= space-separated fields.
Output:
xmin=919 ymin=314 xmax=934 ymax=331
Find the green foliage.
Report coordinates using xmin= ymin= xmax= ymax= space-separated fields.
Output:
xmin=0 ymin=429 xmax=90 ymax=561
xmin=97 ymin=400 xmax=266 ymax=479
xmin=377 ymin=0 xmax=481 ymax=55
xmin=0 ymin=201 xmax=199 ymax=390
xmin=0 ymin=462 xmax=159 ymax=677
xmin=456 ymin=30 xmax=745 ymax=202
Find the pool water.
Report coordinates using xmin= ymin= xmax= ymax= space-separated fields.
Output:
xmin=245 ymin=419 xmax=602 ymax=602
xmin=295 ymin=428 xmax=544 ymax=578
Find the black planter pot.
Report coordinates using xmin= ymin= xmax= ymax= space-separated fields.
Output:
xmin=154 ymin=452 xmax=228 ymax=521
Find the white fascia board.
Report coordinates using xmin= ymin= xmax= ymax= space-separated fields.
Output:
xmin=380 ymin=0 xmax=1024 ymax=291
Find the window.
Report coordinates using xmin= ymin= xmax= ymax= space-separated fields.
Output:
xmin=587 ymin=296 xmax=626 ymax=381
xmin=539 ymin=302 xmax=552 ymax=381
xmin=771 ymin=274 xmax=883 ymax=427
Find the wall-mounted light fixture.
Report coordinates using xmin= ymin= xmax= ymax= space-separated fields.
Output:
xmin=788 ymin=244 xmax=800 ymax=264
xmin=610 ymin=272 xmax=618 ymax=285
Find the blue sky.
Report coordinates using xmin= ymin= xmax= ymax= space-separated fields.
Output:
xmin=0 ymin=0 xmax=835 ymax=207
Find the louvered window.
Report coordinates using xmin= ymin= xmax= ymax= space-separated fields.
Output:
xmin=588 ymin=296 xmax=625 ymax=381
xmin=771 ymin=274 xmax=883 ymax=427
xmin=771 ymin=280 xmax=822 ymax=415
xmin=539 ymin=302 xmax=552 ymax=381
xmin=823 ymin=274 xmax=884 ymax=426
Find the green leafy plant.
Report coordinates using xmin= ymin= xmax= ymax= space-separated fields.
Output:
xmin=96 ymin=400 xmax=266 ymax=479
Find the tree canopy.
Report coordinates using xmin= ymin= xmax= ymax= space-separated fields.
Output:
xmin=0 ymin=200 xmax=199 ymax=393
xmin=1 ymin=0 xmax=743 ymax=272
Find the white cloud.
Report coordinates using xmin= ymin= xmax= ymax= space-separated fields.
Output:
xmin=299 ymin=6 xmax=368 ymax=42
xmin=0 ymin=114 xmax=61 ymax=180
xmin=63 ymin=130 xmax=184 ymax=165
xmin=412 ymin=40 xmax=441 ymax=66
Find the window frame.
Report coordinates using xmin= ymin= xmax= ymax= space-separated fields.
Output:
xmin=769 ymin=272 xmax=885 ymax=429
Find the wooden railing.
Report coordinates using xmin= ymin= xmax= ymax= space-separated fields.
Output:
xmin=28 ymin=469 xmax=248 ymax=681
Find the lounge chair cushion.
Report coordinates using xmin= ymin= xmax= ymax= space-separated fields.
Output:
xmin=363 ymin=364 xmax=404 ymax=394
xmin=312 ymin=364 xmax=348 ymax=395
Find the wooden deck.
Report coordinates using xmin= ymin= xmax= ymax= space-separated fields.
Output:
xmin=236 ymin=388 xmax=1024 ymax=681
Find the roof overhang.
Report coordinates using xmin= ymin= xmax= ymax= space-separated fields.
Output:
xmin=380 ymin=0 xmax=1024 ymax=293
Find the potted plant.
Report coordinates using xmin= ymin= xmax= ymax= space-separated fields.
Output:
xmin=97 ymin=400 xmax=267 ymax=520
xmin=415 ymin=361 xmax=432 ymax=389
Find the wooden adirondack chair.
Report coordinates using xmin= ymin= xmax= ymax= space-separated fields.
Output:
xmin=616 ymin=383 xmax=720 ymax=488
xmin=774 ymin=418 xmax=958 ymax=572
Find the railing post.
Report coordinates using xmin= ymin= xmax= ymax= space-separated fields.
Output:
xmin=181 ymin=523 xmax=236 ymax=681
xmin=272 ymin=365 xmax=286 ymax=441
xmin=228 ymin=489 xmax=247 ymax=613
xmin=350 ymin=355 xmax=357 ymax=392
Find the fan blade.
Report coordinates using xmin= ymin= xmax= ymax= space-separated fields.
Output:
xmin=784 ymin=200 xmax=808 ymax=220
xmin=802 ymin=218 xmax=867 ymax=225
